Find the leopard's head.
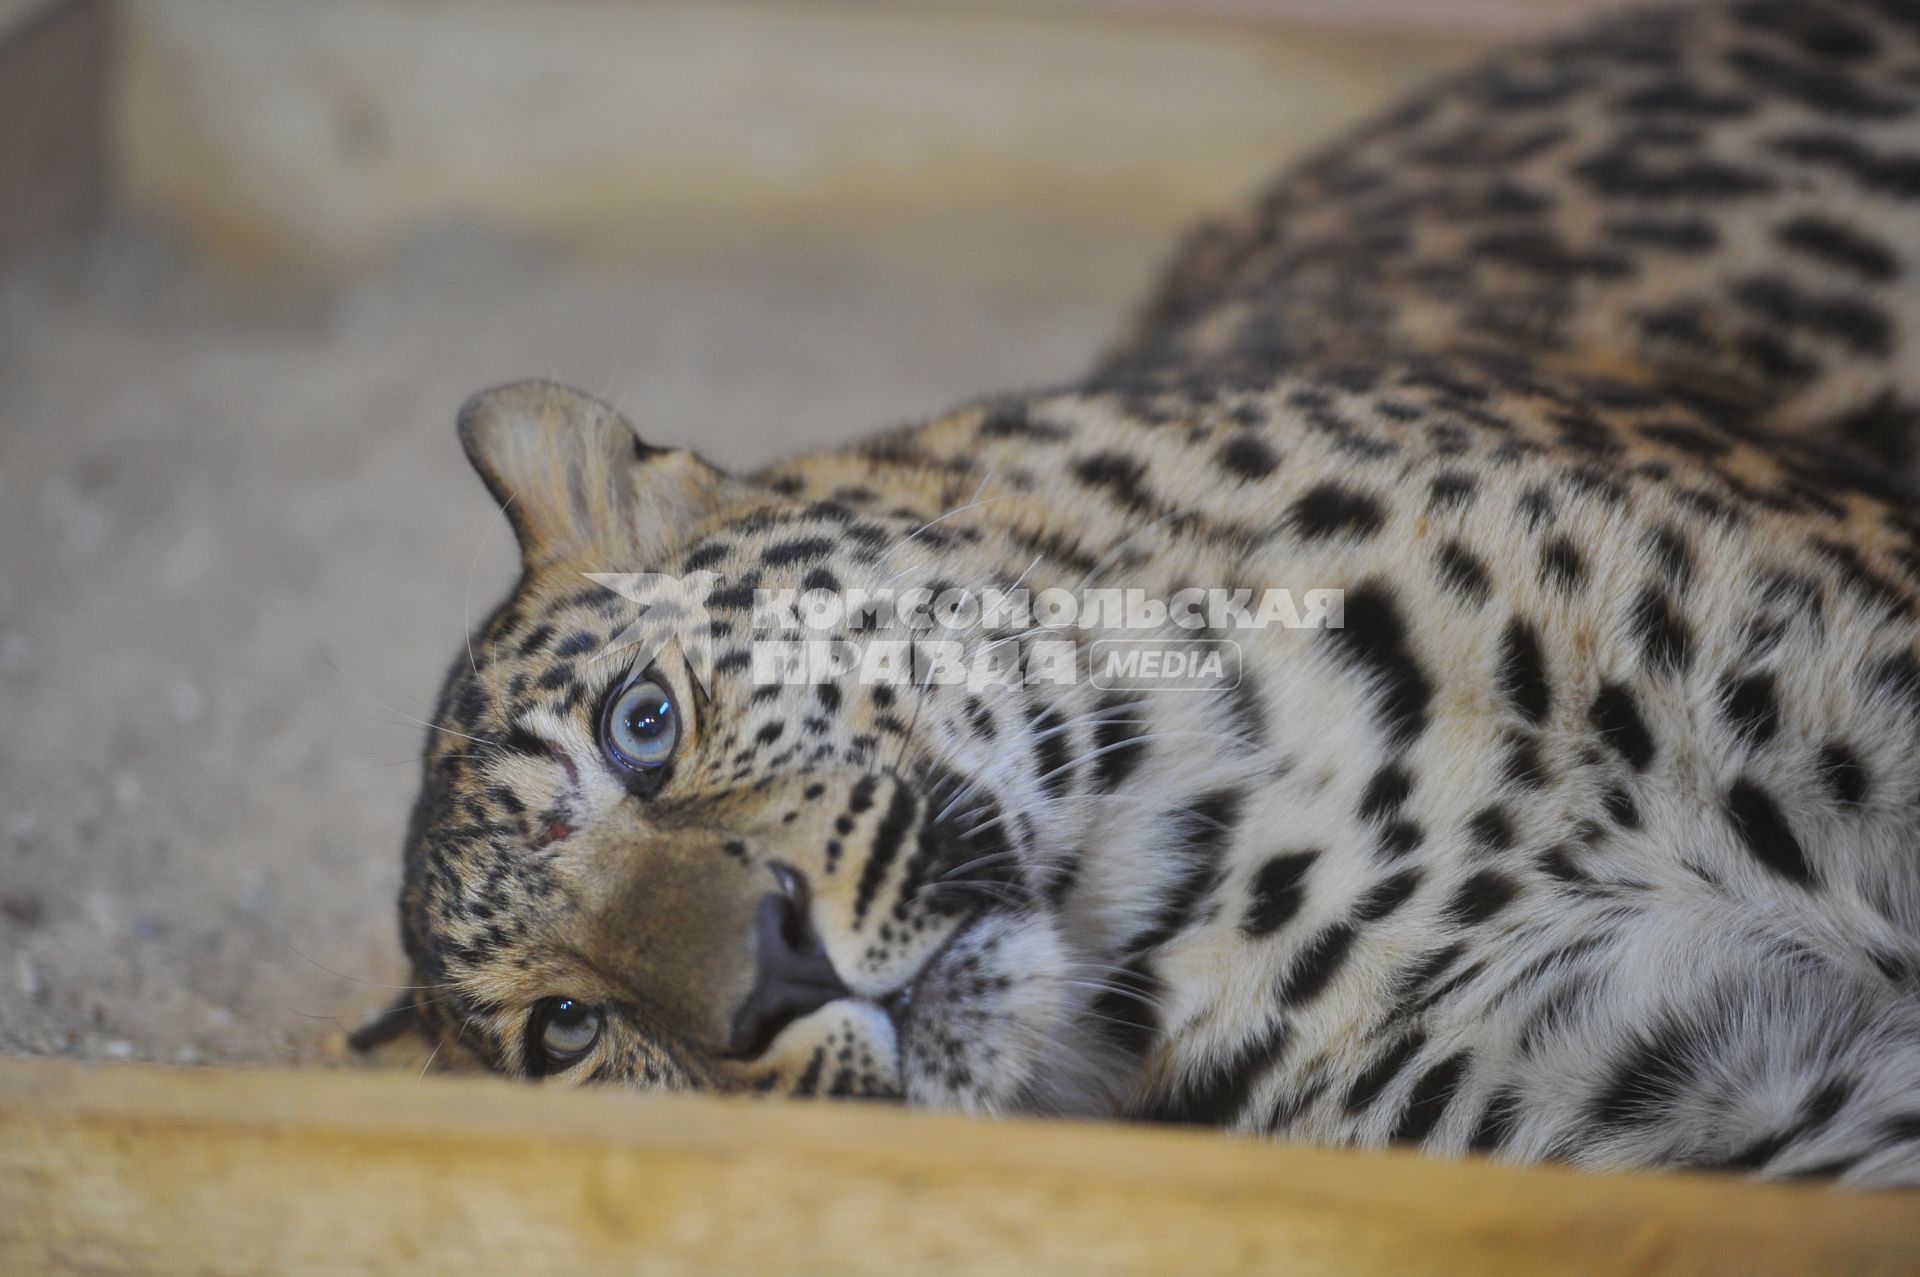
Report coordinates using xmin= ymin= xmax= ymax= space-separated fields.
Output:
xmin=374 ymin=381 xmax=1125 ymax=1113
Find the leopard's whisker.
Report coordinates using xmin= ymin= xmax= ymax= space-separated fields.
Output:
xmin=932 ymin=848 xmax=1024 ymax=884
xmin=281 ymin=939 xmax=456 ymax=993
xmin=1072 ymin=501 xmax=1202 ymax=594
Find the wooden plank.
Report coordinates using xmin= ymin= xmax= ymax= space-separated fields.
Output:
xmin=895 ymin=0 xmax=1706 ymax=38
xmin=115 ymin=0 xmax=1486 ymax=299
xmin=0 ymin=0 xmax=110 ymax=261
xmin=2 ymin=1058 xmax=1916 ymax=1275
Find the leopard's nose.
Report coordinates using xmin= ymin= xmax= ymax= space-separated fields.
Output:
xmin=727 ymin=865 xmax=848 ymax=1059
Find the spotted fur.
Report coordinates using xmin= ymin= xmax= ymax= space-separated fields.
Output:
xmin=381 ymin=1 xmax=1920 ymax=1185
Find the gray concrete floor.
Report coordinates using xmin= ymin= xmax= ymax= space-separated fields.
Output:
xmin=0 ymin=217 xmax=1115 ymax=1066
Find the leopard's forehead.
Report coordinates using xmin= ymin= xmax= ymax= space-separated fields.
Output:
xmin=428 ymin=496 xmax=994 ymax=741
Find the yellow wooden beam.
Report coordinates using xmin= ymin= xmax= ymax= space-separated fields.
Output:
xmin=896 ymin=1 xmax=1702 ymax=39
xmin=2 ymin=1057 xmax=1915 ymax=1275
xmin=116 ymin=0 xmax=1486 ymax=297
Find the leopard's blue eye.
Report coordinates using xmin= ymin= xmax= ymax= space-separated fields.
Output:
xmin=530 ymin=997 xmax=602 ymax=1073
xmin=601 ymin=675 xmax=679 ymax=775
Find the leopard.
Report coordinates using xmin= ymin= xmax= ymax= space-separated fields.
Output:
xmin=359 ymin=0 xmax=1920 ymax=1186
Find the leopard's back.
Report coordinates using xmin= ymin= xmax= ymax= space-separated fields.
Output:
xmin=1103 ymin=0 xmax=1920 ymax=480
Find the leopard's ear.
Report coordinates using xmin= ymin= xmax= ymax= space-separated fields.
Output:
xmin=456 ymin=380 xmax=737 ymax=567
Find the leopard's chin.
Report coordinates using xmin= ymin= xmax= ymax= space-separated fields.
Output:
xmin=892 ymin=911 xmax=1122 ymax=1118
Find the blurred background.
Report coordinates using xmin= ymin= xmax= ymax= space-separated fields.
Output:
xmin=0 ymin=0 xmax=1642 ymax=1069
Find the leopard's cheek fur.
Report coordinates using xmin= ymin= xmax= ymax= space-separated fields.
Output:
xmin=891 ymin=911 xmax=1093 ymax=1112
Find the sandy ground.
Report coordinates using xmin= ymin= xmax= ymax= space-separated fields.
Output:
xmin=0 ymin=217 xmax=1114 ymax=1068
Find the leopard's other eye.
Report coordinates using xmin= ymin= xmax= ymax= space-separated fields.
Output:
xmin=600 ymin=674 xmax=679 ymax=778
xmin=530 ymin=997 xmax=602 ymax=1072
